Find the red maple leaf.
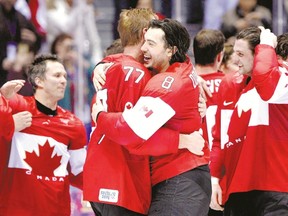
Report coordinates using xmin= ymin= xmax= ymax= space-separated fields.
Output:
xmin=24 ymin=140 xmax=62 ymax=176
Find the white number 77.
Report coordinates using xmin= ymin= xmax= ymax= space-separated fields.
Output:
xmin=124 ymin=66 xmax=145 ymax=83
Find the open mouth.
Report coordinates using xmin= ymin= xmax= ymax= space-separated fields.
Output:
xmin=143 ymin=55 xmax=151 ymax=63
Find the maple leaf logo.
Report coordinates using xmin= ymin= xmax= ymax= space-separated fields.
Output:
xmin=24 ymin=140 xmax=62 ymax=176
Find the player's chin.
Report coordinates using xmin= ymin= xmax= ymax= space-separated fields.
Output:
xmin=143 ymin=61 xmax=152 ymax=69
xmin=57 ymin=93 xmax=65 ymax=101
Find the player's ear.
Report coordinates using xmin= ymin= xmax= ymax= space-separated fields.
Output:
xmin=172 ymin=46 xmax=178 ymax=55
xmin=143 ymin=28 xmax=148 ymax=35
xmin=167 ymin=46 xmax=178 ymax=58
xmin=277 ymin=55 xmax=283 ymax=64
xmin=35 ymin=76 xmax=43 ymax=88
xmin=141 ymin=28 xmax=148 ymax=42
xmin=217 ymin=50 xmax=224 ymax=63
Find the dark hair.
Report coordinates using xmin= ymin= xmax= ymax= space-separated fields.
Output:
xmin=50 ymin=33 xmax=73 ymax=54
xmin=27 ymin=54 xmax=61 ymax=92
xmin=149 ymin=18 xmax=190 ymax=64
xmin=193 ymin=29 xmax=225 ymax=65
xmin=276 ymin=33 xmax=288 ymax=60
xmin=236 ymin=26 xmax=261 ymax=54
xmin=222 ymin=42 xmax=234 ymax=65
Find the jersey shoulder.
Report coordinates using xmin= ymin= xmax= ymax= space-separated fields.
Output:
xmin=201 ymin=71 xmax=225 ymax=80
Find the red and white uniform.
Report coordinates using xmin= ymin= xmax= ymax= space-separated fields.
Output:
xmin=143 ymin=59 xmax=209 ymax=186
xmin=200 ymin=72 xmax=224 ymax=149
xmin=211 ymin=44 xmax=288 ymax=204
xmin=95 ymin=58 xmax=210 ymax=187
xmin=0 ymin=95 xmax=87 ymax=216
xmin=84 ymin=54 xmax=181 ymax=214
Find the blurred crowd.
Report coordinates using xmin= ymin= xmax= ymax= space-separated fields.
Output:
xmin=1 ymin=0 xmax=288 ymax=215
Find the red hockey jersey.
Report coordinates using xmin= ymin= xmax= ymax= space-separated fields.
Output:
xmin=84 ymin=54 xmax=156 ymax=214
xmin=211 ymin=44 xmax=288 ymax=204
xmin=145 ymin=59 xmax=209 ymax=185
xmin=0 ymin=95 xmax=87 ymax=216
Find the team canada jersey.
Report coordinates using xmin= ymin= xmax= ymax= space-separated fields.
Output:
xmin=84 ymin=54 xmax=154 ymax=214
xmin=0 ymin=95 xmax=87 ymax=216
xmin=211 ymin=44 xmax=288 ymax=204
xmin=0 ymin=95 xmax=14 ymax=201
xmin=142 ymin=59 xmax=210 ymax=186
xmin=199 ymin=72 xmax=224 ymax=149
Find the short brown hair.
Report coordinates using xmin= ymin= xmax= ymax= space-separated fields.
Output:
xmin=27 ymin=54 xmax=61 ymax=92
xmin=118 ymin=8 xmax=157 ymax=47
xmin=193 ymin=29 xmax=225 ymax=65
xmin=236 ymin=26 xmax=261 ymax=54
xmin=276 ymin=33 xmax=288 ymax=60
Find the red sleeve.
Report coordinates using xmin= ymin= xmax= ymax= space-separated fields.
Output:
xmin=0 ymin=96 xmax=14 ymax=141
xmin=253 ymin=44 xmax=280 ymax=100
xmin=97 ymin=112 xmax=179 ymax=156
xmin=7 ymin=94 xmax=29 ymax=113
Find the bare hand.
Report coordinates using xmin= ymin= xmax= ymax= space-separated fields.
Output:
xmin=91 ymin=96 xmax=105 ymax=123
xmin=198 ymin=76 xmax=212 ymax=101
xmin=13 ymin=111 xmax=32 ymax=132
xmin=0 ymin=80 xmax=25 ymax=99
xmin=198 ymin=94 xmax=206 ymax=118
xmin=179 ymin=131 xmax=205 ymax=155
xmin=93 ymin=62 xmax=113 ymax=91
xmin=210 ymin=177 xmax=224 ymax=211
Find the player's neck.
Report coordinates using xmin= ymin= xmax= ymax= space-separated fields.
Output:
xmin=123 ymin=44 xmax=143 ymax=62
xmin=34 ymin=92 xmax=58 ymax=111
xmin=195 ymin=64 xmax=219 ymax=75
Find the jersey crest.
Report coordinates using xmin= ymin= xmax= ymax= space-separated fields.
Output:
xmin=8 ymin=132 xmax=70 ymax=177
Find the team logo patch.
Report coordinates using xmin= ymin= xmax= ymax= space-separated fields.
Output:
xmin=122 ymin=96 xmax=175 ymax=140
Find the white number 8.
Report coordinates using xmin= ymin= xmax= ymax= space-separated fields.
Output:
xmin=162 ymin=76 xmax=174 ymax=89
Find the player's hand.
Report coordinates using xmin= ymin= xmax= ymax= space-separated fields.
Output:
xmin=13 ymin=111 xmax=32 ymax=132
xmin=198 ymin=94 xmax=207 ymax=118
xmin=0 ymin=79 xmax=25 ymax=99
xmin=179 ymin=131 xmax=205 ymax=156
xmin=210 ymin=177 xmax=224 ymax=211
xmin=198 ymin=76 xmax=212 ymax=101
xmin=91 ymin=96 xmax=105 ymax=123
xmin=258 ymin=26 xmax=277 ymax=48
xmin=93 ymin=62 xmax=113 ymax=91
